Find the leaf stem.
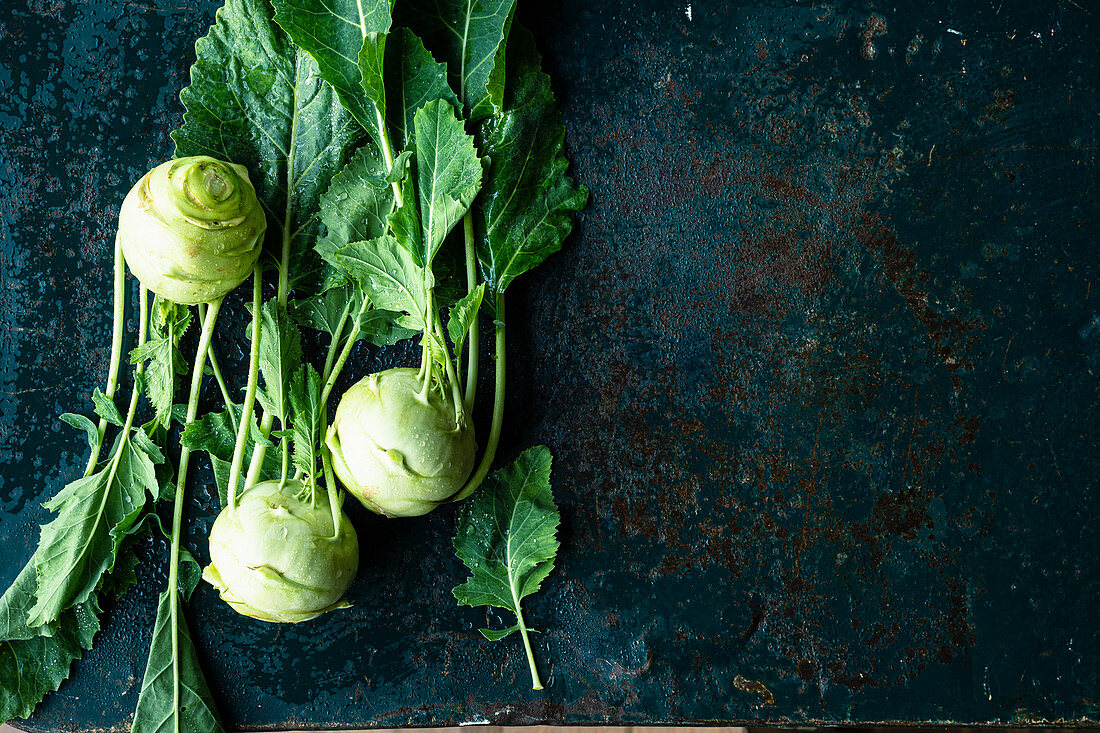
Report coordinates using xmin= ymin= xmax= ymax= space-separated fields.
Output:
xmin=376 ymin=108 xmax=405 ymax=209
xmin=320 ymin=296 xmax=369 ymax=407
xmin=514 ymin=602 xmax=544 ymax=690
xmin=434 ymin=314 xmax=466 ymax=428
xmin=198 ymin=302 xmax=235 ymax=419
xmin=449 ymin=292 xmax=505 ymax=502
xmin=320 ymin=300 xmax=352 ymax=388
xmin=227 ymin=267 xmax=263 ymax=511
xmin=462 ymin=212 xmax=479 ymax=410
xmin=168 ymin=298 xmax=222 ymax=723
xmin=85 ymin=235 xmax=128 ymax=475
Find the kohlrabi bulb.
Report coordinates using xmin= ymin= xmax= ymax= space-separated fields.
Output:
xmin=327 ymin=368 xmax=476 ymax=517
xmin=118 ymin=155 xmax=265 ymax=304
xmin=203 ymin=480 xmax=358 ymax=623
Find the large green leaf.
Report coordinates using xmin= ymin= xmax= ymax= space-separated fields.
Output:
xmin=0 ymin=557 xmax=101 ymax=723
xmin=412 ymin=99 xmax=483 ymax=266
xmin=336 ymin=235 xmax=430 ymax=331
xmin=476 ymin=26 xmax=588 ymax=293
xmin=452 ymin=446 xmax=559 ymax=687
xmin=26 ymin=431 xmax=162 ymax=627
xmin=398 ymin=0 xmax=516 ymax=120
xmin=384 ymin=28 xmax=459 ymax=151
xmin=173 ymin=0 xmax=360 ymax=275
xmin=130 ymin=589 xmax=224 ymax=733
xmin=271 ymin=0 xmax=392 ymax=132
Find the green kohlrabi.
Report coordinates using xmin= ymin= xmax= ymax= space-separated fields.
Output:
xmin=327 ymin=368 xmax=476 ymax=515
xmin=118 ymin=155 xmax=265 ymax=305
xmin=204 ymin=479 xmax=358 ymax=623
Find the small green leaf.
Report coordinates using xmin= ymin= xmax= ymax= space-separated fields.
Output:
xmin=258 ymin=299 xmax=302 ymax=428
xmin=289 ymin=364 xmax=323 ymax=486
xmin=447 ymin=282 xmax=486 ymax=356
xmin=181 ymin=404 xmax=276 ymax=508
xmin=178 ymin=548 xmax=202 ymax=602
xmin=318 ymin=145 xmax=395 ymax=266
xmin=130 ymin=589 xmax=224 ymax=733
xmin=60 ymin=413 xmax=99 ymax=452
xmin=129 ymin=298 xmax=191 ymax=429
xmin=91 ymin=389 xmax=123 ymax=427
xmin=453 ymin=446 xmax=559 ymax=690
xmin=479 ymin=624 xmax=518 ymax=641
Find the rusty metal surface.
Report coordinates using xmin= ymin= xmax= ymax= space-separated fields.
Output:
xmin=1 ymin=0 xmax=1098 ymax=729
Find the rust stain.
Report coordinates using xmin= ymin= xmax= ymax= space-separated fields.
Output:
xmin=733 ymin=674 xmax=775 ymax=708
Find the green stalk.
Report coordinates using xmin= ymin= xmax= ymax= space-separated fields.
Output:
xmin=198 ymin=302 xmax=236 ymax=419
xmin=227 ymin=267 xmax=262 ymax=511
xmin=319 ymin=296 xmax=369 ymax=407
xmin=322 ymin=447 xmax=341 ymax=541
xmin=433 ymin=313 xmax=466 ymax=427
xmin=462 ymin=213 xmax=479 ymax=409
xmin=449 ymin=292 xmax=505 ymax=502
xmin=513 ymin=598 xmax=543 ymax=690
xmin=320 ymin=301 xmax=352 ymax=388
xmin=416 ymin=290 xmax=438 ymax=400
xmin=85 ymin=235 xmax=127 ymax=475
xmin=167 ymin=299 xmax=222 ymax=721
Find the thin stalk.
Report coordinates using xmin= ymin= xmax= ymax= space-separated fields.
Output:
xmin=416 ymin=291 xmax=437 ymax=399
xmin=462 ymin=213 xmax=479 ymax=409
xmin=227 ymin=267 xmax=263 ymax=511
xmin=85 ymin=235 xmax=127 ymax=475
xmin=376 ymin=108 xmax=405 ymax=208
xmin=322 ymin=447 xmax=341 ymax=541
xmin=320 ymin=301 xmax=352 ymax=387
xmin=449 ymin=292 xmax=505 ymax=503
xmin=433 ymin=314 xmax=466 ymax=427
xmin=319 ymin=296 xmax=369 ymax=407
xmin=168 ymin=299 xmax=222 ymax=721
xmin=198 ymin=302 xmax=235 ymax=418
xmin=513 ymin=600 xmax=543 ymax=690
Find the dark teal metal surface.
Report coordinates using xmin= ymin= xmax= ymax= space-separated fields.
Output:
xmin=1 ymin=0 xmax=1098 ymax=729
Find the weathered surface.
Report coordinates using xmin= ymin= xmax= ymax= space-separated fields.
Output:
xmin=0 ymin=0 xmax=1097 ymax=729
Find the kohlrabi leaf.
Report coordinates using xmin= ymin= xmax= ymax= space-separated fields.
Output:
xmin=0 ymin=557 xmax=101 ymax=722
xmin=319 ymin=145 xmax=394 ymax=257
xmin=59 ymin=413 xmax=100 ymax=453
xmin=92 ymin=388 xmax=123 ymax=427
xmin=477 ymin=25 xmax=588 ymax=293
xmin=272 ymin=0 xmax=392 ymax=133
xmin=452 ymin=445 xmax=559 ymax=690
xmin=290 ymin=284 xmax=415 ymax=347
xmin=447 ymin=282 xmax=485 ymax=356
xmin=130 ymin=589 xmax=224 ymax=733
xmin=397 ymin=0 xmax=516 ymax=121
xmin=289 ymin=364 xmax=323 ymax=486
xmin=181 ymin=404 xmax=276 ymax=508
xmin=129 ymin=298 xmax=191 ymax=429
xmin=26 ymin=430 xmax=163 ymax=627
xmin=257 ymin=300 xmax=302 ymax=428
xmin=336 ymin=235 xmax=430 ymax=331
xmin=173 ymin=0 xmax=360 ymax=277
xmin=412 ymin=99 xmax=483 ymax=266
xmin=384 ymin=27 xmax=459 ymax=151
